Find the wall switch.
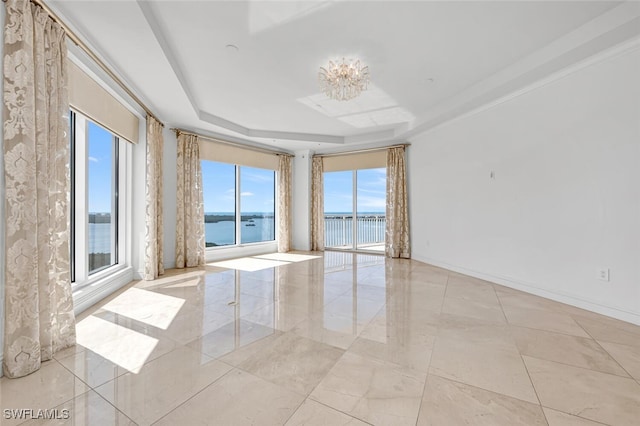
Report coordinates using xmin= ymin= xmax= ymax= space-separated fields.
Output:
xmin=597 ymin=268 xmax=610 ymax=282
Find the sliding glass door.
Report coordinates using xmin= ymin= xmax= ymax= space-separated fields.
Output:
xmin=324 ymin=168 xmax=386 ymax=252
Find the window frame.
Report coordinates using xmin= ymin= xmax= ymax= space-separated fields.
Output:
xmin=70 ymin=109 xmax=128 ymax=288
xmin=202 ymin=160 xmax=277 ymax=250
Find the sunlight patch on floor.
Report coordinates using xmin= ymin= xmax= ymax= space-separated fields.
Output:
xmin=76 ymin=315 xmax=158 ymax=374
xmin=208 ymin=257 xmax=290 ymax=272
xmin=101 ymin=288 xmax=185 ymax=330
xmin=254 ymin=253 xmax=322 ymax=262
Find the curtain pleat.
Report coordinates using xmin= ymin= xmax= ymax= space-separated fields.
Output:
xmin=310 ymin=156 xmax=324 ymax=251
xmin=277 ymin=155 xmax=292 ymax=253
xmin=144 ymin=116 xmax=164 ymax=280
xmin=385 ymin=147 xmax=411 ymax=259
xmin=3 ymin=0 xmax=76 ymax=378
xmin=175 ymin=133 xmax=204 ymax=268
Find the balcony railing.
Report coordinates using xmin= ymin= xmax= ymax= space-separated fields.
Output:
xmin=324 ymin=214 xmax=386 ymax=248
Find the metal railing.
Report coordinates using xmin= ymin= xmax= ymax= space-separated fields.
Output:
xmin=324 ymin=214 xmax=386 ymax=248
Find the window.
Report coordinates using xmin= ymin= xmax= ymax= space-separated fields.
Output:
xmin=240 ymin=166 xmax=275 ymax=244
xmin=70 ymin=110 xmax=125 ymax=286
xmin=202 ymin=161 xmax=276 ymax=248
xmin=324 ymin=167 xmax=386 ymax=252
xmin=202 ymin=161 xmax=236 ymax=247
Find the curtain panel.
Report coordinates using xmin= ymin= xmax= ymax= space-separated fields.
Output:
xmin=310 ymin=156 xmax=324 ymax=251
xmin=175 ymin=133 xmax=205 ymax=268
xmin=277 ymin=155 xmax=292 ymax=253
xmin=386 ymin=147 xmax=411 ymax=259
xmin=2 ymin=0 xmax=76 ymax=378
xmin=144 ymin=116 xmax=164 ymax=280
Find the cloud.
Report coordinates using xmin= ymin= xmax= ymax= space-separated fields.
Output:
xmin=357 ymin=188 xmax=385 ymax=196
xmin=241 ymin=192 xmax=254 ymax=197
xmin=88 ymin=156 xmax=99 ymax=163
xmin=242 ymin=171 xmax=274 ymax=183
xmin=356 ymin=195 xmax=386 ymax=210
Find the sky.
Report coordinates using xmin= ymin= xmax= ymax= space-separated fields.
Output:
xmin=202 ymin=161 xmax=275 ymax=213
xmin=324 ymin=168 xmax=386 ymax=213
xmin=201 ymin=162 xmax=385 ymax=214
xmin=87 ymin=121 xmax=115 ymax=213
xmin=87 ymin=124 xmax=385 ymax=215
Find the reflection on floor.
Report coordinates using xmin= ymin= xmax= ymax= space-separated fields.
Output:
xmin=326 ymin=243 xmax=385 ymax=253
xmin=2 ymin=251 xmax=640 ymax=425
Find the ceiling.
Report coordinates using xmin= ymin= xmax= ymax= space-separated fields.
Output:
xmin=49 ymin=1 xmax=639 ymax=152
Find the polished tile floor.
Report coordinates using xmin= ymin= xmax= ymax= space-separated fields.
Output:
xmin=2 ymin=251 xmax=640 ymax=425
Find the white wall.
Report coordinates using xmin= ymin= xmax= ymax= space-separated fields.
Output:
xmin=292 ymin=150 xmax=312 ymax=250
xmin=409 ymin=46 xmax=640 ymax=324
xmin=163 ymin=127 xmax=177 ymax=270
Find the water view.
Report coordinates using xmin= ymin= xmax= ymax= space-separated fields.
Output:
xmin=205 ymin=212 xmax=275 ymax=247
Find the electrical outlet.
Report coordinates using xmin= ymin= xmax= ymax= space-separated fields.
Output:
xmin=597 ymin=268 xmax=610 ymax=282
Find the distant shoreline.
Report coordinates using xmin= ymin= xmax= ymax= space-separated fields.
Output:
xmin=204 ymin=214 xmax=273 ymax=223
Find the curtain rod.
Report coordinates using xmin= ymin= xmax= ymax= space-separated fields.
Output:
xmin=314 ymin=143 xmax=410 ymax=158
xmin=171 ymin=128 xmax=294 ymax=157
xmin=4 ymin=0 xmax=164 ymax=126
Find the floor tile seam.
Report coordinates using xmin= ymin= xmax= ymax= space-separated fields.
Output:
xmin=281 ymin=324 xmax=384 ymax=425
xmin=89 ymin=342 xmax=221 ymax=400
xmin=433 ymin=332 xmax=521 ymax=356
xmin=307 ymin=385 xmax=373 ymax=425
xmin=493 ymin=287 xmax=528 ymax=350
xmin=280 ymin=395 xmax=310 ymax=425
xmin=205 ymin=298 xmax=273 ymax=318
xmin=589 ymin=341 xmax=640 ymax=385
xmin=500 ymin=305 xmax=573 ymax=319
xmin=414 ymin=272 xmax=450 ymax=426
xmin=505 ymin=341 xmax=633 ymax=379
xmin=505 ymin=322 xmax=593 ymax=340
xmin=345 ymin=343 xmax=431 ymax=377
xmin=426 ymin=369 xmax=543 ymax=408
xmin=540 ymin=406 xmax=612 ymax=426
xmin=226 ymin=360 xmax=316 ymax=399
xmin=521 ymin=354 xmax=640 ymax=384
xmin=518 ymin=346 xmax=547 ymax=422
xmin=148 ymin=366 xmax=237 ymax=426
xmin=70 ymin=388 xmax=138 ymax=426
xmin=55 ymin=351 xmax=133 ymax=391
xmin=53 ymin=347 xmax=87 ymax=362
xmin=568 ymin=319 xmax=638 ymax=382
xmin=305 ymin=398 xmax=376 ymax=426
xmin=491 ymin=283 xmax=511 ymax=325
xmin=7 ymin=358 xmax=94 ymax=420
xmin=413 ymin=355 xmax=437 ymax=426
xmin=433 ymin=271 xmax=449 ymax=317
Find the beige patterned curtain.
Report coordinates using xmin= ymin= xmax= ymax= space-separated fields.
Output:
xmin=310 ymin=156 xmax=324 ymax=251
xmin=277 ymin=155 xmax=292 ymax=253
xmin=2 ymin=0 xmax=76 ymax=378
xmin=175 ymin=133 xmax=204 ymax=268
xmin=144 ymin=116 xmax=164 ymax=280
xmin=386 ymin=147 xmax=410 ymax=258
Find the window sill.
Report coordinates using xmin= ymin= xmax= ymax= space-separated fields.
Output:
xmin=205 ymin=241 xmax=278 ymax=262
xmin=72 ymin=265 xmax=134 ymax=315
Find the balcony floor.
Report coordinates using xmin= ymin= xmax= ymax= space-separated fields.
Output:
xmin=326 ymin=243 xmax=385 ymax=253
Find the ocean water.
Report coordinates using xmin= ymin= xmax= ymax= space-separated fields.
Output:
xmin=88 ymin=212 xmax=386 ymax=252
xmin=205 ymin=217 xmax=275 ymax=246
xmin=88 ymin=223 xmax=112 ymax=254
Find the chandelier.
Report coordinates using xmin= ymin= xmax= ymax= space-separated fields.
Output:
xmin=318 ymin=58 xmax=370 ymax=101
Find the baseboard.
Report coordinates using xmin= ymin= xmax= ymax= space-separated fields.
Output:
xmin=413 ymin=255 xmax=640 ymax=326
xmin=73 ymin=266 xmax=134 ymax=315
xmin=205 ymin=242 xmax=278 ymax=263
